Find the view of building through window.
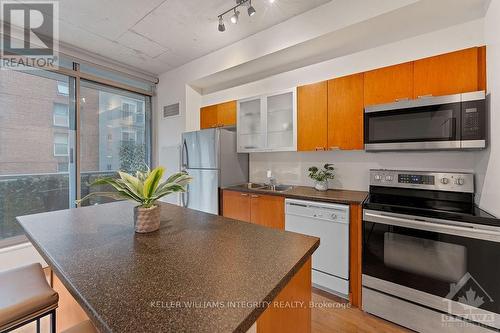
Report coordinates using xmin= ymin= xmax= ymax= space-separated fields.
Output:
xmin=0 ymin=69 xmax=151 ymax=244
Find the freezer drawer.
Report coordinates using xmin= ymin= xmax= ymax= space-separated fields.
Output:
xmin=181 ymin=169 xmax=219 ymax=215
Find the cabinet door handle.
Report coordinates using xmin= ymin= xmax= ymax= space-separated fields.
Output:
xmin=251 ymin=194 xmax=260 ymax=198
xmin=240 ymin=193 xmax=249 ymax=197
xmin=329 ymin=146 xmax=341 ymax=151
xmin=395 ymin=97 xmax=410 ymax=102
xmin=417 ymin=94 xmax=433 ymax=99
xmin=315 ymin=147 xmax=325 ymax=151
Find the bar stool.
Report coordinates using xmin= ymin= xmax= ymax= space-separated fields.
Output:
xmin=61 ymin=320 xmax=98 ymax=333
xmin=0 ymin=263 xmax=58 ymax=333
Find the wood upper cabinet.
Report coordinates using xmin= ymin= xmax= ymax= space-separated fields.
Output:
xmin=364 ymin=62 xmax=414 ymax=106
xmin=297 ymin=82 xmax=328 ymax=151
xmin=250 ymin=194 xmax=285 ymax=230
xmin=414 ymin=47 xmax=483 ymax=97
xmin=222 ymin=190 xmax=250 ymax=222
xmin=217 ymin=101 xmax=237 ymax=127
xmin=200 ymin=101 xmax=237 ymax=129
xmin=200 ymin=104 xmax=218 ymax=129
xmin=327 ymin=73 xmax=364 ymax=150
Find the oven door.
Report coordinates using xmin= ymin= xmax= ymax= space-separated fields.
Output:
xmin=363 ymin=209 xmax=500 ymax=328
xmin=364 ymin=101 xmax=461 ymax=151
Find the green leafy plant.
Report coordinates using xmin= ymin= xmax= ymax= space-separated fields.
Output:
xmin=308 ymin=164 xmax=335 ymax=182
xmin=76 ymin=166 xmax=192 ymax=208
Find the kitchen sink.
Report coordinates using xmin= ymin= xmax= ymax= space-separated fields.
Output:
xmin=262 ymin=185 xmax=293 ymax=192
xmin=231 ymin=183 xmax=293 ymax=193
xmin=235 ymin=182 xmax=267 ymax=190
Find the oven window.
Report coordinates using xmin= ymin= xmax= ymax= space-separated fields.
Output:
xmin=365 ymin=104 xmax=460 ymax=143
xmin=363 ymin=221 xmax=500 ymax=314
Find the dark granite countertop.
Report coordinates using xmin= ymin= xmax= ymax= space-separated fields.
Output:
xmin=17 ymin=201 xmax=319 ymax=333
xmin=223 ymin=185 xmax=368 ymax=205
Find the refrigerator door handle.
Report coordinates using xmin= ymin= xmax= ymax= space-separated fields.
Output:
xmin=182 ymin=138 xmax=189 ymax=169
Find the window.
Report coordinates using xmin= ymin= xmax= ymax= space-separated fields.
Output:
xmin=54 ymin=133 xmax=69 ymax=156
xmin=121 ymin=129 xmax=137 ymax=142
xmin=53 ymin=103 xmax=69 ymax=127
xmin=57 ymin=81 xmax=69 ymax=96
xmin=121 ymin=101 xmax=136 ymax=122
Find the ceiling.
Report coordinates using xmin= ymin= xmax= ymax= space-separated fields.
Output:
xmin=192 ymin=0 xmax=490 ymax=93
xmin=5 ymin=0 xmax=331 ymax=76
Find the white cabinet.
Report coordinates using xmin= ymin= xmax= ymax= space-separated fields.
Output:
xmin=237 ymin=88 xmax=297 ymax=152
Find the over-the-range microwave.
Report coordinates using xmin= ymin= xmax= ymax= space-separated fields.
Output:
xmin=364 ymin=91 xmax=487 ymax=151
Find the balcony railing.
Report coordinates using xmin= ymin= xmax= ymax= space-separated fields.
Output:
xmin=0 ymin=171 xmax=116 ymax=244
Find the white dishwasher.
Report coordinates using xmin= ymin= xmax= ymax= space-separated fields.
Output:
xmin=285 ymin=198 xmax=350 ymax=298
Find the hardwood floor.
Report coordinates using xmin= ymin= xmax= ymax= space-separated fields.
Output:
xmin=13 ymin=269 xmax=409 ymax=333
xmin=311 ymin=288 xmax=411 ymax=333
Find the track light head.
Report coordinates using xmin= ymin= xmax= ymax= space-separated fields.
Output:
xmin=230 ymin=9 xmax=240 ymax=24
xmin=218 ymin=16 xmax=226 ymax=32
xmin=247 ymin=1 xmax=256 ymax=16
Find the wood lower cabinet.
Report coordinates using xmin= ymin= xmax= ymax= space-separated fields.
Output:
xmin=200 ymin=101 xmax=237 ymax=129
xmin=327 ymin=73 xmax=364 ymax=150
xmin=250 ymin=194 xmax=285 ymax=229
xmin=222 ymin=190 xmax=251 ymax=222
xmin=222 ymin=190 xmax=284 ymax=229
xmin=413 ymin=47 xmax=483 ymax=97
xmin=297 ymin=82 xmax=328 ymax=151
xmin=364 ymin=62 xmax=414 ymax=106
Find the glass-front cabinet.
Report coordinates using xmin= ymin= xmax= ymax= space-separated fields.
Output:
xmin=237 ymin=88 xmax=297 ymax=152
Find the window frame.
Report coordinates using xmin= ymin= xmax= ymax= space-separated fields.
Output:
xmin=53 ymin=132 xmax=69 ymax=156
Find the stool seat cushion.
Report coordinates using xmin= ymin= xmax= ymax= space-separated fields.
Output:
xmin=62 ymin=320 xmax=98 ymax=333
xmin=0 ymin=263 xmax=58 ymax=329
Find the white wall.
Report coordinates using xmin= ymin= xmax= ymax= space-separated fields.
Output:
xmin=478 ymin=1 xmax=500 ymax=216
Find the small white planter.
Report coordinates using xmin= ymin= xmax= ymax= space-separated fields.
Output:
xmin=314 ymin=180 xmax=328 ymax=191
xmin=134 ymin=205 xmax=161 ymax=233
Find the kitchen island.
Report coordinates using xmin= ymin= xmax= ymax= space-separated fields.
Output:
xmin=17 ymin=201 xmax=319 ymax=333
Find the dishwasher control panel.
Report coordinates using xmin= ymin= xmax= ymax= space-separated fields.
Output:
xmin=285 ymin=199 xmax=349 ymax=224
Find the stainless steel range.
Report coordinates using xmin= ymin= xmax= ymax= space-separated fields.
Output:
xmin=362 ymin=169 xmax=499 ymax=333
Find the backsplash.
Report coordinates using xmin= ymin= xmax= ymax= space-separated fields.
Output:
xmin=249 ymin=150 xmax=486 ymax=194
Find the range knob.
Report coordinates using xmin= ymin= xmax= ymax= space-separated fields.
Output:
xmin=385 ymin=175 xmax=393 ymax=181
xmin=374 ymin=175 xmax=382 ymax=181
xmin=440 ymin=178 xmax=449 ymax=185
xmin=455 ymin=178 xmax=465 ymax=185
xmin=330 ymin=214 xmax=337 ymax=220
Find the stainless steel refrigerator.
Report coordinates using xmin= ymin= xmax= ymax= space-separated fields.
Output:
xmin=180 ymin=127 xmax=248 ymax=215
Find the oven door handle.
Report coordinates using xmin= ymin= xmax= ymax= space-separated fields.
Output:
xmin=363 ymin=211 xmax=500 ymax=242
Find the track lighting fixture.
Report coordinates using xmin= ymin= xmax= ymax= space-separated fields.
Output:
xmin=247 ymin=1 xmax=256 ymax=17
xmin=218 ymin=0 xmax=275 ymax=32
xmin=230 ymin=9 xmax=240 ymax=24
xmin=218 ymin=16 xmax=226 ymax=32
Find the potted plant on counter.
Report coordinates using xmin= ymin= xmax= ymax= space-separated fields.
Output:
xmin=308 ymin=164 xmax=334 ymax=191
xmin=77 ymin=167 xmax=192 ymax=233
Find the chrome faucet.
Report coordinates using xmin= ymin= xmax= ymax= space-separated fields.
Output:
xmin=266 ymin=170 xmax=277 ymax=191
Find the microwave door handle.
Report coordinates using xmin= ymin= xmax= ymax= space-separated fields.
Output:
xmin=364 ymin=211 xmax=500 ymax=242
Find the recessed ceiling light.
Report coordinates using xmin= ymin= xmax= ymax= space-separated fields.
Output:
xmin=269 ymin=0 xmax=276 ymax=3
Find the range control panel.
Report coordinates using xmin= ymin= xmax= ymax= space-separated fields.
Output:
xmin=370 ymin=169 xmax=474 ymax=193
